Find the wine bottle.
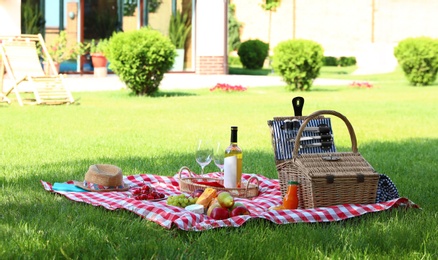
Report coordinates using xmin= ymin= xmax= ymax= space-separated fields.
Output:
xmin=224 ymin=126 xmax=242 ymax=188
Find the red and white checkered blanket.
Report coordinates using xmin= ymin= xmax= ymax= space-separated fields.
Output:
xmin=41 ymin=172 xmax=419 ymax=231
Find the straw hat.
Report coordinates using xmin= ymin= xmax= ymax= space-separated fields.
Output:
xmin=74 ymin=164 xmax=129 ymax=192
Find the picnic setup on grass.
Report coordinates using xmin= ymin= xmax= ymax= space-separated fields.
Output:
xmin=41 ymin=97 xmax=419 ymax=231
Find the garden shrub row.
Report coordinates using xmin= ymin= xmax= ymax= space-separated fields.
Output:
xmin=104 ymin=28 xmax=438 ymax=96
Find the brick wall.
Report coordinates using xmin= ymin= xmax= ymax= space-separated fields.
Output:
xmin=196 ymin=56 xmax=227 ymax=75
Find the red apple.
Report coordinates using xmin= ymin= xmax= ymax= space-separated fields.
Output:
xmin=209 ymin=207 xmax=230 ymax=220
xmin=230 ymin=206 xmax=250 ymax=217
xmin=191 ymin=189 xmax=204 ymax=198
xmin=206 ymin=201 xmax=221 ymax=217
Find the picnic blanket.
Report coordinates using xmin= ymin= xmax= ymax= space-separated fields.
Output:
xmin=41 ymin=172 xmax=419 ymax=231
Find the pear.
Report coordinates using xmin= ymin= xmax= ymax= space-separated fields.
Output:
xmin=217 ymin=191 xmax=234 ymax=208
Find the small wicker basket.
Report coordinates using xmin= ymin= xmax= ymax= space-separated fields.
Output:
xmin=178 ymin=166 xmax=260 ymax=198
xmin=277 ymin=110 xmax=379 ymax=209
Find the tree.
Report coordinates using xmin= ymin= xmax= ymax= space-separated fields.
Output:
xmin=228 ymin=3 xmax=243 ymax=52
xmin=260 ymin=0 xmax=281 ymax=49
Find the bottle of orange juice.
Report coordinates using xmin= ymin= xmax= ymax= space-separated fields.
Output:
xmin=283 ymin=181 xmax=299 ymax=209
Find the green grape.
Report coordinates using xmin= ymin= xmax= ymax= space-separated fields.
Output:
xmin=166 ymin=194 xmax=198 ymax=208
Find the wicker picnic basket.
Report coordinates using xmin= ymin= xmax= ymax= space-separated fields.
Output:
xmin=178 ymin=166 xmax=260 ymax=198
xmin=277 ymin=110 xmax=379 ymax=208
xmin=267 ymin=114 xmax=333 ymax=164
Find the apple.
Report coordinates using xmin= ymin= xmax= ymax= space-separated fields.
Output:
xmin=191 ymin=189 xmax=204 ymax=198
xmin=217 ymin=191 xmax=234 ymax=208
xmin=230 ymin=202 xmax=245 ymax=210
xmin=210 ymin=207 xmax=230 ymax=220
xmin=206 ymin=201 xmax=221 ymax=217
xmin=230 ymin=206 xmax=250 ymax=217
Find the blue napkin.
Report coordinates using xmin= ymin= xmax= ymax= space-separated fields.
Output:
xmin=52 ymin=183 xmax=88 ymax=192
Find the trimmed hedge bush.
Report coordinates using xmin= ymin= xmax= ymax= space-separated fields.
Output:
xmin=323 ymin=56 xmax=338 ymax=66
xmin=338 ymin=56 xmax=356 ymax=67
xmin=323 ymin=56 xmax=356 ymax=67
xmin=106 ymin=27 xmax=175 ymax=96
xmin=394 ymin=37 xmax=438 ymax=86
xmin=272 ymin=39 xmax=324 ymax=91
xmin=237 ymin=39 xmax=269 ymax=69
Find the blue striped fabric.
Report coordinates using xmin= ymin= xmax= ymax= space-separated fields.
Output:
xmin=271 ymin=118 xmax=336 ymax=160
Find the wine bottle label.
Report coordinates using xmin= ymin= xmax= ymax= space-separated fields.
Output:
xmin=224 ymin=156 xmax=237 ymax=188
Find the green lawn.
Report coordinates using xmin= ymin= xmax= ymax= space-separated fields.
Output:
xmin=1 ymin=68 xmax=437 ymax=259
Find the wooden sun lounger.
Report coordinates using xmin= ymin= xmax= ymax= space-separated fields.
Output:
xmin=0 ymin=34 xmax=75 ymax=106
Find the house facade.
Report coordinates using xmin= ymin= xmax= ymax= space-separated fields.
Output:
xmin=2 ymin=0 xmax=228 ymax=75
xmin=2 ymin=0 xmax=438 ymax=75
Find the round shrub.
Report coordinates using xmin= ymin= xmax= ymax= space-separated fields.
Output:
xmin=338 ymin=56 xmax=357 ymax=67
xmin=237 ymin=39 xmax=269 ymax=69
xmin=323 ymin=56 xmax=338 ymax=66
xmin=394 ymin=37 xmax=438 ymax=86
xmin=106 ymin=27 xmax=175 ymax=96
xmin=272 ymin=39 xmax=324 ymax=91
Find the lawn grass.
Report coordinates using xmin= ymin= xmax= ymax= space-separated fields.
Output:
xmin=1 ymin=68 xmax=437 ymax=259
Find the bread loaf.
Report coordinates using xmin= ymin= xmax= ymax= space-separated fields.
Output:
xmin=195 ymin=187 xmax=217 ymax=208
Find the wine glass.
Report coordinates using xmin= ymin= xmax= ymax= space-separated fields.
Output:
xmin=195 ymin=140 xmax=213 ymax=174
xmin=213 ymin=142 xmax=225 ymax=173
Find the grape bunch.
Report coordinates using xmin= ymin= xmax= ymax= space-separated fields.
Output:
xmin=131 ymin=184 xmax=165 ymax=200
xmin=166 ymin=194 xmax=198 ymax=208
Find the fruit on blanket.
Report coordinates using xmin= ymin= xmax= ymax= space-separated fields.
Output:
xmin=208 ymin=197 xmax=218 ymax=208
xmin=132 ymin=184 xmax=165 ymax=200
xmin=210 ymin=207 xmax=230 ymax=220
xmin=195 ymin=187 xmax=217 ymax=208
xmin=206 ymin=200 xmax=222 ymax=217
xmin=167 ymin=194 xmax=198 ymax=208
xmin=230 ymin=202 xmax=245 ymax=210
xmin=230 ymin=206 xmax=250 ymax=217
xmin=191 ymin=189 xmax=204 ymax=198
xmin=217 ymin=191 xmax=234 ymax=208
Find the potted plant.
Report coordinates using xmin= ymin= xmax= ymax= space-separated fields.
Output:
xmin=168 ymin=10 xmax=191 ymax=71
xmin=42 ymin=31 xmax=87 ymax=74
xmin=89 ymin=39 xmax=109 ymax=77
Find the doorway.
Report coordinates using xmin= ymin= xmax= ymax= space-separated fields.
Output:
xmin=83 ymin=0 xmax=119 ymax=42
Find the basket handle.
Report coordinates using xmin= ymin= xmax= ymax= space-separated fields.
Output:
xmin=292 ymin=110 xmax=358 ymax=159
xmin=244 ymin=176 xmax=260 ymax=197
xmin=178 ymin=166 xmax=195 ymax=179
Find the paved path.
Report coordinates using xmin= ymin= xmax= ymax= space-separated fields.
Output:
xmin=63 ymin=73 xmax=352 ymax=92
